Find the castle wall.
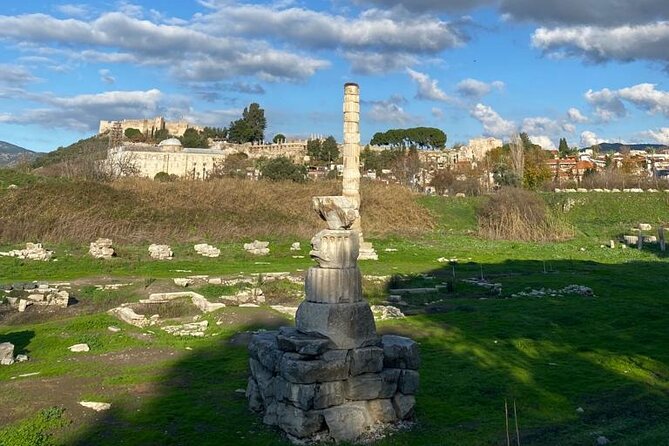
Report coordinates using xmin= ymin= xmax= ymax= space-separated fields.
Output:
xmin=99 ymin=117 xmax=200 ymax=138
xmin=109 ymin=147 xmax=227 ymax=180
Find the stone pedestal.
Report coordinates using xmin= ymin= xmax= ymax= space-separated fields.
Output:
xmin=247 ymin=117 xmax=417 ymax=443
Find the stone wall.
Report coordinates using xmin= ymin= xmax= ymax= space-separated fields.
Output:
xmin=99 ymin=117 xmax=202 ymax=138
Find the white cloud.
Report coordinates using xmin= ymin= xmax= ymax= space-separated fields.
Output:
xmin=406 ymin=68 xmax=451 ymax=102
xmin=567 ymin=107 xmax=588 ymax=123
xmin=98 ymin=68 xmax=115 ymax=84
xmin=528 ymin=135 xmax=555 ymax=149
xmin=456 ymin=78 xmax=504 ymax=98
xmin=470 ymin=103 xmax=516 ymax=137
xmin=617 ymin=83 xmax=669 ymax=116
xmin=585 ymin=88 xmax=627 ymax=121
xmin=431 ymin=107 xmax=444 ymax=118
xmin=580 ymin=130 xmax=609 ymax=147
xmin=521 ymin=116 xmax=562 ymax=135
xmin=367 ymin=96 xmax=416 ymax=125
xmin=0 ymin=11 xmax=330 ymax=83
xmin=532 ymin=22 xmax=669 ymax=68
xmin=343 ymin=51 xmax=416 ymax=75
xmin=0 ymin=64 xmax=39 ymax=86
xmin=352 ymin=0 xmax=494 ymax=13
xmin=55 ymin=4 xmax=91 ymax=18
xmin=642 ymin=127 xmax=669 ymax=145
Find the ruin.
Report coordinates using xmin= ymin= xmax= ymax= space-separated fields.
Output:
xmin=246 ymin=84 xmax=419 ymax=443
xmin=342 ymin=83 xmax=377 ymax=261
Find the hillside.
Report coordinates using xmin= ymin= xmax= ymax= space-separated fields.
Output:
xmin=31 ymin=134 xmax=109 ymax=169
xmin=0 ymin=140 xmax=36 ymax=166
xmin=584 ymin=142 xmax=668 ymax=153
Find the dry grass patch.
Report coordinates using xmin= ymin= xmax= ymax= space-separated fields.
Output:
xmin=477 ymin=187 xmax=574 ymax=242
xmin=0 ymin=178 xmax=434 ymax=244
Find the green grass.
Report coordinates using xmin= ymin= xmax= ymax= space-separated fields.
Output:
xmin=0 ymin=407 xmax=69 ymax=446
xmin=1 ymin=194 xmax=668 ymax=445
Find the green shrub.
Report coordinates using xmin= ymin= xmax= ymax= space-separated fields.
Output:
xmin=154 ymin=172 xmax=178 ymax=182
xmin=260 ymin=157 xmax=307 ymax=183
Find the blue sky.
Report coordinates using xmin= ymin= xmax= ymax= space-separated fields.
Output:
xmin=0 ymin=0 xmax=668 ymax=152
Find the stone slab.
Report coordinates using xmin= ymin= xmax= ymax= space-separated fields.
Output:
xmin=296 ymin=301 xmax=378 ymax=349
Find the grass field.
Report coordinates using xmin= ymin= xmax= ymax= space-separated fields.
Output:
xmin=1 ymin=187 xmax=668 ymax=446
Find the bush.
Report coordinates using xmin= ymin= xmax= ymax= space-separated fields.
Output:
xmin=154 ymin=172 xmax=178 ymax=182
xmin=260 ymin=157 xmax=307 ymax=183
xmin=477 ymin=187 xmax=573 ymax=242
xmin=124 ymin=127 xmax=144 ymax=142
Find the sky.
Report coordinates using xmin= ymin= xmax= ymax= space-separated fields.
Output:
xmin=0 ymin=0 xmax=668 ymax=152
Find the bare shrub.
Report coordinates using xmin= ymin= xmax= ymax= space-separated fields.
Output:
xmin=477 ymin=187 xmax=574 ymax=242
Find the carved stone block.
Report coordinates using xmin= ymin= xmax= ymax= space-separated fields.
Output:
xmin=304 ymin=267 xmax=362 ymax=304
xmin=296 ymin=301 xmax=377 ymax=349
xmin=310 ymin=230 xmax=359 ymax=269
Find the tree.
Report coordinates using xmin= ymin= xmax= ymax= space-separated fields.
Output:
xmin=273 ymin=133 xmax=286 ymax=144
xmin=179 ymin=128 xmax=209 ymax=148
xmin=261 ymin=157 xmax=307 ymax=182
xmin=306 ymin=139 xmax=322 ymax=160
xmin=210 ymin=152 xmax=251 ymax=179
xmin=228 ymin=103 xmax=266 ymax=144
xmin=320 ymin=136 xmax=339 ymax=163
xmin=202 ymin=127 xmax=227 ymax=140
xmin=558 ymin=137 xmax=569 ymax=157
xmin=124 ymin=127 xmax=144 ymax=142
xmin=370 ymin=127 xmax=446 ymax=149
xmin=429 ymin=169 xmax=455 ymax=195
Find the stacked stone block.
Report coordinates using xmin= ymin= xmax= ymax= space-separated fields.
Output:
xmin=247 ymin=196 xmax=419 ymax=443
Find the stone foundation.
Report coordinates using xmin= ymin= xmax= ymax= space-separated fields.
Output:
xmin=247 ymin=329 xmax=419 ymax=443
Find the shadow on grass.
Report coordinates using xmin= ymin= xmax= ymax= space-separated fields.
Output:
xmin=0 ymin=330 xmax=35 ymax=355
xmin=66 ymin=258 xmax=669 ymax=446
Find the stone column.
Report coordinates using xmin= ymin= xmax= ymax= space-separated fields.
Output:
xmin=342 ymin=82 xmax=377 ymax=260
xmin=659 ymin=225 xmax=666 ymax=252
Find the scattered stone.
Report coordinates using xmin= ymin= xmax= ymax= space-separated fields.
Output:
xmin=639 ymin=223 xmax=652 ymax=231
xmin=0 ymin=342 xmax=15 ymax=365
xmin=596 ymin=436 xmax=610 ymax=445
xmin=1 ymin=243 xmax=54 ymax=261
xmin=511 ymin=284 xmax=594 ymax=298
xmin=17 ymin=299 xmax=31 ymax=312
xmin=576 ymin=407 xmax=584 ymax=413
xmin=609 ymin=240 xmax=615 ymax=249
xmin=79 ymin=401 xmax=112 ymax=412
xmin=194 ymin=243 xmax=221 ymax=257
xmin=244 ymin=240 xmax=270 ymax=256
xmin=148 ymin=244 xmax=173 ymax=260
xmin=371 ymin=305 xmax=405 ymax=320
xmin=191 ymin=294 xmax=226 ymax=312
xmin=108 ymin=326 xmax=121 ymax=333
xmin=108 ymin=306 xmax=153 ymax=328
xmin=162 ymin=320 xmax=208 ymax=337
xmin=7 ymin=184 xmax=18 ymax=189
xmin=384 ymin=248 xmax=398 ymax=252
xmin=455 ymin=192 xmax=466 ymax=198
xmin=89 ymin=238 xmax=115 ymax=259
xmin=220 ymin=288 xmax=265 ymax=306
xmin=173 ymin=278 xmax=194 ymax=287
xmin=290 ymin=242 xmax=301 ymax=251
xmin=69 ymin=343 xmax=90 ymax=352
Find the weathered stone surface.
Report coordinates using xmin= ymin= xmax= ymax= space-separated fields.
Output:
xmin=276 ymin=402 xmax=324 ymax=438
xmin=371 ymin=305 xmax=405 ymax=320
xmin=296 ymin=301 xmax=378 ymax=349
xmin=276 ymin=327 xmax=332 ymax=356
xmin=69 ymin=343 xmax=90 ymax=352
xmin=17 ymin=299 xmax=30 ymax=312
xmin=639 ymin=223 xmax=652 ymax=231
xmin=173 ymin=278 xmax=193 ymax=287
xmin=345 ymin=373 xmax=384 ymax=400
xmin=322 ymin=402 xmax=371 ymax=443
xmin=162 ymin=320 xmax=208 ymax=337
xmin=79 ymin=401 xmax=112 ymax=412
xmin=398 ymin=369 xmax=420 ymax=395
xmin=250 ymin=358 xmax=275 ymax=400
xmin=279 ymin=350 xmax=349 ymax=384
xmin=194 ymin=243 xmax=221 ymax=257
xmin=290 ymin=242 xmax=301 ymax=251
xmin=148 ymin=244 xmax=173 ymax=260
xmin=382 ymin=335 xmax=420 ymax=369
xmin=366 ymin=399 xmax=397 ymax=423
xmin=89 ymin=238 xmax=115 ymax=259
xmin=191 ymin=294 xmax=225 ymax=313
xmin=349 ymin=346 xmax=384 ymax=376
xmin=0 ymin=342 xmax=15 ymax=365
xmin=312 ymin=196 xmax=359 ymax=230
xmin=246 ymin=377 xmax=264 ymax=412
xmin=108 ymin=306 xmax=152 ymax=328
xmin=380 ymin=368 xmax=401 ymax=398
xmin=310 ymin=230 xmax=359 ymax=269
xmin=304 ymin=266 xmax=362 ymax=304
xmin=244 ymin=240 xmax=270 ymax=256
xmin=263 ymin=400 xmax=279 ymax=426
xmin=274 ymin=376 xmax=315 ymax=410
xmin=248 ymin=331 xmax=283 ymax=372
xmin=313 ymin=381 xmax=345 ymax=409
xmin=4 ymin=243 xmax=54 ymax=261
xmin=392 ymin=393 xmax=416 ymax=420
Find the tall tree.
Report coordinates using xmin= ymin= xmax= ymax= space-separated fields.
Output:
xmin=273 ymin=133 xmax=286 ymax=144
xmin=228 ymin=103 xmax=267 ymax=144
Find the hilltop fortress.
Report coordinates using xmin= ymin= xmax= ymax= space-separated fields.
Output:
xmin=99 ymin=116 xmax=203 ymax=138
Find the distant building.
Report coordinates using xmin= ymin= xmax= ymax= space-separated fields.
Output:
xmin=99 ymin=116 xmax=203 ymax=138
